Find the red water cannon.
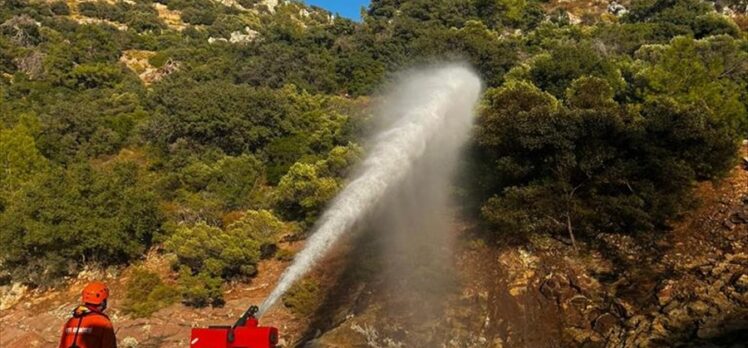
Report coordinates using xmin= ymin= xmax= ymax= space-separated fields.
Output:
xmin=190 ymin=305 xmax=279 ymax=348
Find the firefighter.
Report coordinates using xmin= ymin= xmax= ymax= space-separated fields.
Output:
xmin=58 ymin=281 xmax=117 ymax=348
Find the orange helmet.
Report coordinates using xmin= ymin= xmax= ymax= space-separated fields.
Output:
xmin=81 ymin=281 xmax=109 ymax=305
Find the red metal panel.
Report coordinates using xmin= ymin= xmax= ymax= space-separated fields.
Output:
xmin=190 ymin=324 xmax=278 ymax=348
xmin=191 ymin=327 xmax=230 ymax=348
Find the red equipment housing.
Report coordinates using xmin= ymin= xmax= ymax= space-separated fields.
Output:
xmin=190 ymin=306 xmax=279 ymax=348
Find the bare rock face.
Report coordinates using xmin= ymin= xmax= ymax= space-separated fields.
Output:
xmin=607 ymin=1 xmax=628 ymax=16
xmin=121 ymin=336 xmax=138 ymax=348
xmin=152 ymin=3 xmax=186 ymax=31
xmin=0 ymin=283 xmax=27 ymax=311
xmin=533 ymin=251 xmax=748 ymax=347
xmin=736 ymin=274 xmax=748 ymax=290
xmin=209 ymin=27 xmax=260 ymax=45
xmin=230 ymin=27 xmax=259 ymax=43
xmin=119 ymin=50 xmax=180 ymax=85
xmin=713 ymin=0 xmax=748 ymax=15
xmin=498 ymin=248 xmax=540 ymax=297
xmin=308 ymin=167 xmax=748 ymax=348
xmin=499 ymin=148 xmax=748 ymax=347
xmin=262 ymin=0 xmax=280 ymax=13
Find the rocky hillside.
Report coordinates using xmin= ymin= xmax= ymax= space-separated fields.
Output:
xmin=301 ymin=146 xmax=748 ymax=347
xmin=2 ymin=147 xmax=746 ymax=347
xmin=2 ymin=0 xmax=748 ymax=347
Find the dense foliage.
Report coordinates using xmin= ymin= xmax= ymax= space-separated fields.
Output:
xmin=0 ymin=0 xmax=746 ymax=308
xmin=164 ymin=210 xmax=287 ymax=305
xmin=122 ymin=268 xmax=179 ymax=317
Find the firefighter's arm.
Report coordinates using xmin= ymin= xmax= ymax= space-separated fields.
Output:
xmin=58 ymin=321 xmax=70 ymax=348
xmin=101 ymin=323 xmax=117 ymax=348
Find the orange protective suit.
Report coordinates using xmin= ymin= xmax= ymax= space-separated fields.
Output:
xmin=58 ymin=305 xmax=117 ymax=348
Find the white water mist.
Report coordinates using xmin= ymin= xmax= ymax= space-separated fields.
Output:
xmin=259 ymin=65 xmax=482 ymax=316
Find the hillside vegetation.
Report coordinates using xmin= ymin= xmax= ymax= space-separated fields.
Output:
xmin=1 ymin=0 xmax=747 ymax=311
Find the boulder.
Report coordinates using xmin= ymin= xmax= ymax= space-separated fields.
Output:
xmin=610 ymin=298 xmax=635 ymax=319
xmin=0 ymin=283 xmax=27 ymax=311
xmin=696 ymin=323 xmax=723 ymax=340
xmin=608 ymin=1 xmax=628 ymax=16
xmin=657 ymin=282 xmax=675 ymax=306
xmin=724 ymin=220 xmax=737 ymax=231
xmin=664 ymin=308 xmax=691 ymax=331
xmin=729 ymin=210 xmax=748 ymax=224
xmin=592 ymin=312 xmax=619 ymax=335
xmin=565 ymin=327 xmax=593 ymax=344
xmin=539 ymin=273 xmax=574 ymax=303
xmin=649 ymin=316 xmax=669 ymax=338
xmin=661 ymin=300 xmax=680 ymax=314
xmin=687 ymin=301 xmax=710 ymax=316
xmin=121 ymin=337 xmax=138 ymax=348
xmin=734 ymin=274 xmax=748 ymax=290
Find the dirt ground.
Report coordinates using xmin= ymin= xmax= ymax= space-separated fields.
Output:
xmin=0 ymin=249 xmax=308 ymax=347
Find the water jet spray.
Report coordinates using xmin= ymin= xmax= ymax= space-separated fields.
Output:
xmin=260 ymin=64 xmax=482 ymax=316
xmin=189 ymin=64 xmax=482 ymax=347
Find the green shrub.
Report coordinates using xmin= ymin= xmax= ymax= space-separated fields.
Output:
xmin=127 ymin=11 xmax=166 ymax=32
xmin=122 ymin=268 xmax=179 ymax=318
xmin=181 ymin=7 xmax=217 ymax=25
xmin=50 ymin=1 xmax=70 ymax=15
xmin=178 ymin=154 xmax=263 ymax=210
xmin=236 ymin=0 xmax=260 ymax=8
xmin=166 ymin=210 xmax=286 ymax=278
xmin=274 ymin=162 xmax=339 ymax=223
xmin=263 ymin=134 xmax=313 ymax=184
xmin=165 ymin=210 xmax=287 ymax=305
xmin=275 ymin=248 xmax=295 ymax=262
xmin=66 ymin=63 xmax=124 ymax=89
xmin=208 ymin=14 xmax=246 ymax=38
xmin=78 ymin=1 xmax=127 ymax=22
xmin=694 ymin=13 xmax=741 ymax=38
xmin=148 ymin=52 xmax=170 ymax=68
xmin=0 ymin=162 xmax=164 ymax=286
xmin=146 ymin=81 xmax=297 ymax=155
xmin=474 ymin=78 xmax=738 ymax=239
xmin=206 ymin=155 xmax=264 ymax=209
xmin=528 ymin=41 xmax=623 ymax=99
xmin=282 ymin=279 xmax=320 ymax=316
xmin=0 ymin=121 xmax=49 ymax=195
xmin=166 ymin=222 xmax=260 ymax=278
xmin=273 ymin=144 xmax=360 ymax=223
xmin=177 ymin=267 xmax=224 ymax=307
